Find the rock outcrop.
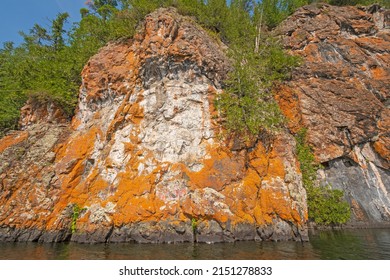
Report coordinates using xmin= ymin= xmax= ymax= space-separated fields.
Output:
xmin=0 ymin=8 xmax=308 ymax=243
xmin=18 ymin=98 xmax=69 ymax=130
xmin=1 ymin=4 xmax=388 ymax=243
xmin=277 ymin=4 xmax=390 ymax=227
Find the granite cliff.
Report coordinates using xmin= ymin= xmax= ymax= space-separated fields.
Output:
xmin=0 ymin=5 xmax=389 ymax=243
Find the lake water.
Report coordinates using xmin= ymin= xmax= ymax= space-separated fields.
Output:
xmin=0 ymin=228 xmax=389 ymax=260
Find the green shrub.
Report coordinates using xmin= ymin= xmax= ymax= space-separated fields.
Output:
xmin=71 ymin=204 xmax=85 ymax=234
xmin=191 ymin=218 xmax=198 ymax=232
xmin=307 ymin=184 xmax=351 ymax=225
xmin=295 ymin=128 xmax=350 ymax=225
xmin=215 ymin=45 xmax=291 ymax=138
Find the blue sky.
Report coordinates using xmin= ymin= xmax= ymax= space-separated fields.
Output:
xmin=0 ymin=0 xmax=88 ymax=46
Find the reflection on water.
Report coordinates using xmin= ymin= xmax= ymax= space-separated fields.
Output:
xmin=0 ymin=228 xmax=389 ymax=260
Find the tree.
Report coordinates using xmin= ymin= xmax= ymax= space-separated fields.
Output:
xmin=51 ymin=13 xmax=69 ymax=50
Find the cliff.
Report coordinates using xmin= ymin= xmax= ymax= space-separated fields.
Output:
xmin=277 ymin=4 xmax=390 ymax=227
xmin=0 ymin=5 xmax=388 ymax=243
xmin=0 ymin=8 xmax=307 ymax=243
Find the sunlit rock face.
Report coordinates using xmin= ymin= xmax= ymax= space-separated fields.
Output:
xmin=277 ymin=4 xmax=390 ymax=226
xmin=0 ymin=8 xmax=308 ymax=243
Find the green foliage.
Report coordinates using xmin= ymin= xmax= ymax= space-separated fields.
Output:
xmin=257 ymin=0 xmax=308 ymax=29
xmin=191 ymin=218 xmax=198 ymax=232
xmin=295 ymin=128 xmax=318 ymax=189
xmin=214 ymin=1 xmax=301 ymax=138
xmin=307 ymin=185 xmax=351 ymax=225
xmin=71 ymin=204 xmax=85 ymax=234
xmin=216 ymin=44 xmax=297 ymax=137
xmin=295 ymin=129 xmax=350 ymax=225
xmin=191 ymin=217 xmax=198 ymax=241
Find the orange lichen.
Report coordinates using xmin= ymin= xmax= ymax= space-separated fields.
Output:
xmin=274 ymin=85 xmax=302 ymax=134
xmin=186 ymin=146 xmax=245 ymax=192
xmin=370 ymin=67 xmax=387 ymax=80
xmin=0 ymin=131 xmax=29 ymax=153
xmin=373 ymin=138 xmax=390 ymax=161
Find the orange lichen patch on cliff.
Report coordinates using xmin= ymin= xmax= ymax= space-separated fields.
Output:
xmin=44 ymin=127 xmax=102 ymax=230
xmin=186 ymin=145 xmax=245 ymax=192
xmin=275 ymin=85 xmax=302 ymax=134
xmin=86 ymin=174 xmax=111 ymax=199
xmin=374 ymin=111 xmax=390 ymax=161
xmin=222 ymin=180 xmax=258 ymax=224
xmin=56 ymin=127 xmax=101 ymax=165
xmin=247 ymin=143 xmax=269 ymax=178
xmin=18 ymin=98 xmax=68 ymax=129
xmin=126 ymin=101 xmax=145 ymax=124
xmin=264 ymin=144 xmax=287 ymax=180
xmin=300 ymin=44 xmax=320 ymax=62
xmin=256 ymin=184 xmax=301 ymax=225
xmin=374 ymin=138 xmax=390 ymax=161
xmin=244 ymin=134 xmax=305 ymax=226
xmin=0 ymin=131 xmax=28 ymax=153
xmin=126 ymin=51 xmax=140 ymax=69
xmin=112 ymin=193 xmax=161 ymax=226
xmin=81 ymin=41 xmax=133 ymax=101
xmin=101 ymin=90 xmax=143 ymax=143
xmin=314 ymin=142 xmax=344 ymax=163
xmin=370 ymin=66 xmax=387 ymax=80
xmin=354 ymin=37 xmax=390 ymax=53
xmin=109 ymin=162 xmax=166 ymax=225
xmin=106 ymin=93 xmax=131 ymax=139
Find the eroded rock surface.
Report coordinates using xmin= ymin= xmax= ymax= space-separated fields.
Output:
xmin=19 ymin=98 xmax=69 ymax=130
xmin=277 ymin=4 xmax=390 ymax=226
xmin=0 ymin=8 xmax=307 ymax=243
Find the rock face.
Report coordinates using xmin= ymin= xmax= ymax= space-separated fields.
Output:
xmin=277 ymin=4 xmax=390 ymax=226
xmin=0 ymin=8 xmax=308 ymax=243
xmin=18 ymin=98 xmax=68 ymax=130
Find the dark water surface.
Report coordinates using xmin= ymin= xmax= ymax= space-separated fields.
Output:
xmin=1 ymin=229 xmax=389 ymax=260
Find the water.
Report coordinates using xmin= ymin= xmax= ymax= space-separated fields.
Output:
xmin=0 ymin=229 xmax=389 ymax=260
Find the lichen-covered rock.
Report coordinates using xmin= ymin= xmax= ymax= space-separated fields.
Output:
xmin=277 ymin=4 xmax=390 ymax=226
xmin=0 ymin=8 xmax=307 ymax=243
xmin=0 ymin=122 xmax=71 ymax=242
xmin=19 ymin=97 xmax=68 ymax=129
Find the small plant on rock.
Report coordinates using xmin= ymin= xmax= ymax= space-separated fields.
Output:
xmin=71 ymin=204 xmax=85 ymax=234
xmin=191 ymin=218 xmax=198 ymax=233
